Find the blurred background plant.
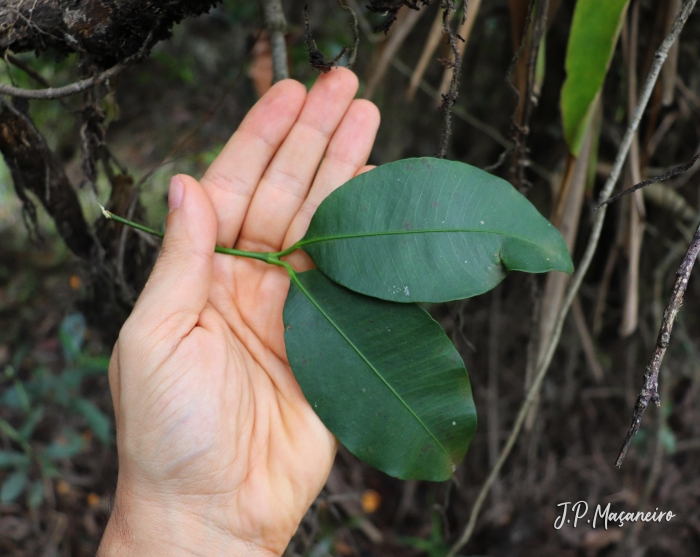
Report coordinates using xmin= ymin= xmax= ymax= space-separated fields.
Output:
xmin=0 ymin=314 xmax=110 ymax=508
xmin=1 ymin=0 xmax=700 ymax=555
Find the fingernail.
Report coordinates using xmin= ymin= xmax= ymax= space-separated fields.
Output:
xmin=168 ymin=176 xmax=184 ymax=213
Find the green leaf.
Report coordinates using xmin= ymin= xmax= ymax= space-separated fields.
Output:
xmin=0 ymin=470 xmax=27 ymax=503
xmin=0 ymin=450 xmax=29 ymax=468
xmin=75 ymin=399 xmax=112 ymax=444
xmin=561 ymin=0 xmax=629 ymax=155
xmin=283 ymin=269 xmax=476 ymax=481
xmin=296 ymin=158 xmax=572 ymax=303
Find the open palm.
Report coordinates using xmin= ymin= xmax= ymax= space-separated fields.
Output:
xmin=102 ymin=69 xmax=379 ymax=556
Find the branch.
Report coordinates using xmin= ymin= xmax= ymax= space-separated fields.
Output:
xmin=0 ymin=62 xmax=126 ymax=99
xmin=262 ymin=0 xmax=289 ymax=83
xmin=436 ymin=0 xmax=465 ymax=159
xmin=0 ymin=97 xmax=95 ymax=258
xmin=446 ymin=1 xmax=697 ymax=554
xmin=0 ymin=29 xmax=155 ymax=100
xmin=615 ymin=222 xmax=700 ymax=466
xmin=509 ymin=0 xmax=549 ymax=193
xmin=596 ymin=151 xmax=700 ymax=208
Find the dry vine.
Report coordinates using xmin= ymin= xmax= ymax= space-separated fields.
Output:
xmin=597 ymin=151 xmax=700 ymax=208
xmin=436 ymin=0 xmax=466 ymax=159
xmin=615 ymin=220 xmax=700 ymax=466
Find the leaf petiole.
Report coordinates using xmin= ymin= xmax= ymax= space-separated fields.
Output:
xmin=99 ymin=205 xmax=298 ymax=267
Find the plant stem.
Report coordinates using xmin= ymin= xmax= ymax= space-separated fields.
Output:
xmin=100 ymin=205 xmax=288 ymax=266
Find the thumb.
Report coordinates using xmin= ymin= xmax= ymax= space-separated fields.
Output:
xmin=128 ymin=174 xmax=217 ymax=342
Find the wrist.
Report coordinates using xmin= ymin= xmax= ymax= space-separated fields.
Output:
xmin=97 ymin=482 xmax=278 ymax=557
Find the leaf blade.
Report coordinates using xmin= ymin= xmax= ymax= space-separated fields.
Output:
xmin=299 ymin=158 xmax=572 ymax=303
xmin=0 ymin=470 xmax=27 ymax=503
xmin=561 ymin=0 xmax=629 ymax=155
xmin=283 ymin=269 xmax=476 ymax=481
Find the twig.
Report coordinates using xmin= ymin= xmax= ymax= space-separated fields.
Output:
xmin=304 ymin=3 xmax=349 ymax=73
xmin=434 ymin=0 xmax=482 ymax=106
xmin=261 ymin=0 xmax=289 ymax=83
xmin=509 ymin=0 xmax=549 ymax=193
xmin=436 ymin=0 xmax=464 ymax=159
xmin=0 ymin=29 xmax=155 ymax=100
xmin=615 ymin=221 xmax=700 ymax=466
xmin=0 ymin=62 xmax=126 ymax=99
xmin=597 ymin=152 xmax=700 ymax=209
xmin=338 ymin=0 xmax=361 ymax=69
xmin=446 ymin=1 xmax=697 ymax=554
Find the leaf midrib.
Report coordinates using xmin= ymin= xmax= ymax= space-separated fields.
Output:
xmin=297 ymin=228 xmax=557 ymax=255
xmin=291 ymin=273 xmax=452 ymax=462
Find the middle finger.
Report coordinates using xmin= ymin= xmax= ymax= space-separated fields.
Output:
xmin=236 ymin=67 xmax=359 ymax=253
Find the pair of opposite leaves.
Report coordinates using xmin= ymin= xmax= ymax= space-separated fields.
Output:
xmin=281 ymin=158 xmax=573 ymax=482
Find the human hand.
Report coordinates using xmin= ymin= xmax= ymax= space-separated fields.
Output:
xmin=98 ymin=68 xmax=380 ymax=556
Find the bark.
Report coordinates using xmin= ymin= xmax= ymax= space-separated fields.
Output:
xmin=0 ymin=0 xmax=219 ymax=67
xmin=0 ymin=101 xmax=95 ymax=258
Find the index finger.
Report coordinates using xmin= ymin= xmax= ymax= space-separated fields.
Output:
xmin=200 ymin=80 xmax=307 ymax=248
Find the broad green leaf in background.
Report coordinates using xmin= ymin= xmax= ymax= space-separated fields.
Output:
xmin=295 ymin=158 xmax=572 ymax=303
xmin=0 ymin=470 xmax=27 ymax=503
xmin=561 ymin=0 xmax=629 ymax=155
xmin=0 ymin=450 xmax=29 ymax=468
xmin=283 ymin=269 xmax=476 ymax=481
